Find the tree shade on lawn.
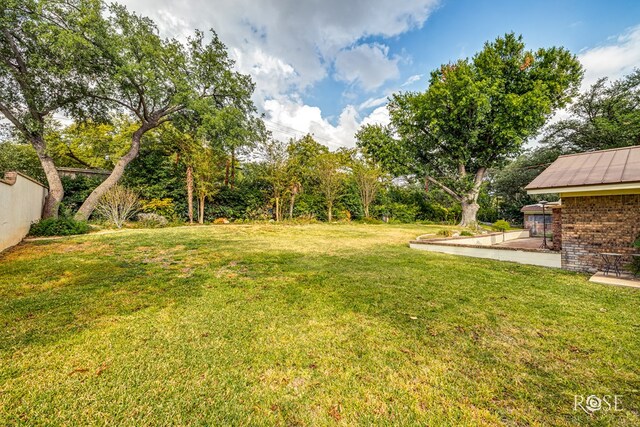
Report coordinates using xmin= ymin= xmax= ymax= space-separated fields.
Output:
xmin=0 ymin=224 xmax=638 ymax=426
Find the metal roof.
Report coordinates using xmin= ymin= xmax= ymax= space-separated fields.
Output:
xmin=525 ymin=145 xmax=640 ymax=191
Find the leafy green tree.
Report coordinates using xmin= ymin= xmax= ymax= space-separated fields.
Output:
xmin=359 ymin=33 xmax=582 ymax=226
xmin=350 ymin=157 xmax=385 ymax=218
xmin=192 ymin=142 xmax=225 ymax=223
xmin=0 ymin=0 xmax=107 ymax=217
xmin=0 ymin=141 xmax=45 ymax=182
xmin=489 ymin=147 xmax=561 ymax=222
xmin=48 ymin=118 xmax=135 ymax=169
xmin=542 ymin=70 xmax=640 ymax=152
xmin=260 ymin=139 xmax=290 ymax=221
xmin=286 ymin=134 xmax=328 ymax=218
xmin=315 ymin=152 xmax=345 ymax=222
xmin=74 ymin=7 xmax=257 ymax=220
xmin=356 ymin=125 xmax=411 ymax=177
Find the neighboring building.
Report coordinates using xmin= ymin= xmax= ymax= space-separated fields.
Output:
xmin=526 ymin=145 xmax=640 ymax=272
xmin=521 ymin=202 xmax=559 ymax=237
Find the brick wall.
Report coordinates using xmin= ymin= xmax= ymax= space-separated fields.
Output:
xmin=561 ymin=194 xmax=640 ymax=272
xmin=551 ymin=207 xmax=562 ymax=251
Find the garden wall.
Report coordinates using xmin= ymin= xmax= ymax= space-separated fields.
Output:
xmin=561 ymin=194 xmax=640 ymax=272
xmin=0 ymin=172 xmax=48 ymax=252
xmin=426 ymin=230 xmax=530 ymax=246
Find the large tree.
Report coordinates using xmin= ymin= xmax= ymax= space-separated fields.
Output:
xmin=74 ymin=6 xmax=257 ymax=220
xmin=0 ymin=0 xmax=107 ymax=217
xmin=358 ymin=33 xmax=582 ymax=226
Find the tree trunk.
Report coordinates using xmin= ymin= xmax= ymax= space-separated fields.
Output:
xmin=458 ymin=167 xmax=486 ymax=227
xmin=327 ymin=201 xmax=333 ymax=222
xmin=230 ymin=148 xmax=236 ymax=189
xmin=460 ymin=199 xmax=480 ymax=227
xmin=186 ymin=164 xmax=194 ymax=224
xmin=224 ymin=158 xmax=230 ymax=187
xmin=363 ymin=203 xmax=369 ymax=219
xmin=289 ymin=193 xmax=296 ymax=219
xmin=275 ymin=197 xmax=280 ymax=221
xmin=32 ymin=137 xmax=64 ymax=219
xmin=74 ymin=124 xmax=152 ymax=221
xmin=198 ymin=195 xmax=205 ymax=224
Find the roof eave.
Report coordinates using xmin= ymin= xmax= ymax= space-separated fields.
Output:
xmin=527 ymin=181 xmax=640 ymax=195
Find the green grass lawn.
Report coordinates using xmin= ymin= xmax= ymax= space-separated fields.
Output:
xmin=1 ymin=223 xmax=639 ymax=426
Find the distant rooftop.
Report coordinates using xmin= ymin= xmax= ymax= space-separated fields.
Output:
xmin=526 ymin=145 xmax=640 ymax=193
xmin=520 ymin=202 xmax=561 ymax=213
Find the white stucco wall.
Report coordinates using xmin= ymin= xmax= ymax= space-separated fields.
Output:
xmin=409 ymin=242 xmax=562 ymax=268
xmin=0 ymin=172 xmax=48 ymax=252
xmin=429 ymin=230 xmax=530 ymax=246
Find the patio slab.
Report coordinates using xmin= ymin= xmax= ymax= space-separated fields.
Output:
xmin=589 ymin=272 xmax=640 ymax=289
xmin=493 ymin=237 xmax=556 ymax=250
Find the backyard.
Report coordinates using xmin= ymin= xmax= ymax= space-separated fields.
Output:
xmin=1 ymin=223 xmax=638 ymax=426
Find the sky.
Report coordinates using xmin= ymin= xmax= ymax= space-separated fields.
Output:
xmin=108 ymin=1 xmax=640 ymax=148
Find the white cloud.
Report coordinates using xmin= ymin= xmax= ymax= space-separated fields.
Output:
xmin=334 ymin=43 xmax=400 ymax=91
xmin=578 ymin=25 xmax=640 ymax=89
xmin=120 ymin=0 xmax=438 ymax=96
xmin=263 ymin=99 xmax=389 ymax=149
xmin=401 ymin=73 xmax=423 ymax=86
xmin=116 ymin=0 xmax=438 ymax=148
xmin=358 ymin=96 xmax=388 ymax=110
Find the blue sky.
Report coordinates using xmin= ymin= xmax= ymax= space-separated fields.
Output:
xmin=122 ymin=0 xmax=640 ymax=147
xmin=311 ymin=0 xmax=640 ymax=121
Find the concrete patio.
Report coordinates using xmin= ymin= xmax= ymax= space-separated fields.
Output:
xmin=410 ymin=232 xmax=562 ymax=268
xmin=589 ymin=272 xmax=640 ymax=289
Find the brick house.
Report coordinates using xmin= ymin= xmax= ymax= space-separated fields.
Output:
xmin=525 ymin=145 xmax=640 ymax=272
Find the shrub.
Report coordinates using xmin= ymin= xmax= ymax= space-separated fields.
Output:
xmin=29 ymin=218 xmax=90 ymax=237
xmin=460 ymin=230 xmax=474 ymax=237
xmin=213 ymin=218 xmax=230 ymax=224
xmin=137 ymin=212 xmax=168 ymax=228
xmin=492 ymin=219 xmax=511 ymax=232
xmin=139 ymin=198 xmax=176 ymax=219
xmin=436 ymin=229 xmax=453 ymax=237
xmin=95 ymin=185 xmax=139 ymax=228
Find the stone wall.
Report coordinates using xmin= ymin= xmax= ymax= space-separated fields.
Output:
xmin=0 ymin=172 xmax=48 ymax=252
xmin=551 ymin=206 xmax=562 ymax=251
xmin=561 ymin=194 xmax=640 ymax=272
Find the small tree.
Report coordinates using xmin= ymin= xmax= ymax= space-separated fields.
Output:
xmin=351 ymin=159 xmax=384 ymax=218
xmin=286 ymin=134 xmax=328 ymax=219
xmin=192 ymin=144 xmax=224 ymax=224
xmin=95 ymin=185 xmax=139 ymax=228
xmin=261 ymin=140 xmax=290 ymax=221
xmin=315 ymin=153 xmax=344 ymax=222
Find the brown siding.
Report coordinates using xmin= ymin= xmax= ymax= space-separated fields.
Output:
xmin=561 ymin=194 xmax=640 ymax=272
